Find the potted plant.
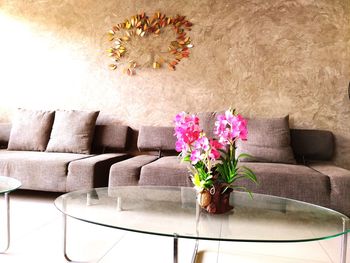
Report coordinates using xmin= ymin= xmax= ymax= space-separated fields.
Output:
xmin=174 ymin=109 xmax=257 ymax=214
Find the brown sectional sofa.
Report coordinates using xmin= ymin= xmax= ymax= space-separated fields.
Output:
xmin=0 ymin=123 xmax=129 ymax=192
xmin=1 ymin=110 xmax=349 ymax=217
xmin=109 ymin=126 xmax=350 ymax=216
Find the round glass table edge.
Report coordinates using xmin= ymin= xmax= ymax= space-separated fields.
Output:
xmin=53 ymin=213 xmax=350 ymax=244
xmin=0 ymin=176 xmax=22 ymax=194
xmin=54 ymin=186 xmax=350 ymax=243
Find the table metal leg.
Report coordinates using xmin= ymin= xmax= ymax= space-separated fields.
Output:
xmin=63 ymin=214 xmax=89 ymax=263
xmin=191 ymin=239 xmax=199 ymax=263
xmin=174 ymin=235 xmax=199 ymax=263
xmin=64 ymin=214 xmax=74 ymax=262
xmin=190 ymin=200 xmax=201 ymax=263
xmin=174 ymin=234 xmax=178 ymax=263
xmin=0 ymin=193 xmax=10 ymax=253
xmin=189 ymin=200 xmax=201 ymax=263
xmin=341 ymin=218 xmax=348 ymax=263
xmin=173 ymin=235 xmax=199 ymax=263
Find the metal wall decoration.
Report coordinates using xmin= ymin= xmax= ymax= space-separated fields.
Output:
xmin=107 ymin=12 xmax=193 ymax=75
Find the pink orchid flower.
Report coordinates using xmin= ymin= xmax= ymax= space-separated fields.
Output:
xmin=190 ymin=149 xmax=201 ymax=164
xmin=194 ymin=136 xmax=210 ymax=151
xmin=175 ymin=139 xmax=187 ymax=153
xmin=214 ymin=110 xmax=248 ymax=145
xmin=174 ymin=112 xmax=201 ymax=151
xmin=209 ymin=139 xmax=223 ymax=160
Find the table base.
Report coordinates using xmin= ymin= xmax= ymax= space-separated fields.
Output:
xmin=341 ymin=218 xmax=348 ymax=263
xmin=0 ymin=193 xmax=10 ymax=253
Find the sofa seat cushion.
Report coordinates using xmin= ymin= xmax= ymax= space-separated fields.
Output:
xmin=0 ymin=150 xmax=92 ymax=192
xmin=308 ymin=163 xmax=350 ymax=216
xmin=67 ymin=153 xmax=129 ymax=191
xmin=139 ymin=156 xmax=192 ymax=187
xmin=109 ymin=155 xmax=159 ymax=187
xmin=237 ymin=162 xmax=331 ymax=207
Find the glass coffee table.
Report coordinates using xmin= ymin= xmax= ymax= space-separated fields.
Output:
xmin=0 ymin=176 xmax=21 ymax=253
xmin=55 ymin=186 xmax=349 ymax=263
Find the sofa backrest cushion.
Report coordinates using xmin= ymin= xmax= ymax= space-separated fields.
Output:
xmin=137 ymin=126 xmax=176 ymax=153
xmin=46 ymin=110 xmax=99 ymax=154
xmin=0 ymin=122 xmax=129 ymax=153
xmin=236 ymin=116 xmax=296 ymax=164
xmin=290 ymin=129 xmax=334 ymax=162
xmin=92 ymin=124 xmax=129 ymax=153
xmin=0 ymin=123 xmax=11 ymax=148
xmin=7 ymin=109 xmax=55 ymax=151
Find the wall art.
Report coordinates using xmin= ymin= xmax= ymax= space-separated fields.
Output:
xmin=107 ymin=12 xmax=193 ymax=75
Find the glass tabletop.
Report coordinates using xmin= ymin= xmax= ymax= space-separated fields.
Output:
xmin=0 ymin=176 xmax=21 ymax=194
xmin=54 ymin=186 xmax=350 ymax=243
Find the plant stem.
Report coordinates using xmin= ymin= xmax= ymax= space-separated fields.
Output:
xmin=207 ymin=152 xmax=211 ymax=173
xmin=232 ymin=142 xmax=235 ymax=160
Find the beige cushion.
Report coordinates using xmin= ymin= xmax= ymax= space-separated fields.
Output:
xmin=46 ymin=110 xmax=99 ymax=154
xmin=139 ymin=156 xmax=191 ymax=186
xmin=236 ymin=116 xmax=296 ymax=164
xmin=7 ymin=109 xmax=54 ymax=151
xmin=0 ymin=150 xmax=91 ymax=192
xmin=137 ymin=126 xmax=176 ymax=151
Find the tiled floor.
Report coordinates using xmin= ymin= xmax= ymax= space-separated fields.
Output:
xmin=0 ymin=190 xmax=348 ymax=263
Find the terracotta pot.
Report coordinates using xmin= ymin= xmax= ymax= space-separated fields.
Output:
xmin=197 ymin=183 xmax=233 ymax=214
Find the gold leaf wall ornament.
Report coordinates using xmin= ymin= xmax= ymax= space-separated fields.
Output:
xmin=107 ymin=12 xmax=194 ymax=75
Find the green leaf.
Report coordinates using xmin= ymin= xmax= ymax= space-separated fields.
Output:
xmin=229 ymin=175 xmax=247 ymax=184
xmin=239 ymin=166 xmax=258 ymax=184
xmin=237 ymin=153 xmax=253 ymax=160
xmin=221 ymin=185 xmax=230 ymax=193
xmin=230 ymin=185 xmax=254 ymax=199
xmin=183 ymin=155 xmax=190 ymax=162
xmin=193 ymin=173 xmax=201 ymax=187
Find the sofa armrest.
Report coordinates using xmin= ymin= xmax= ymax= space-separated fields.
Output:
xmin=109 ymin=155 xmax=158 ymax=187
xmin=309 ymin=162 xmax=350 ymax=216
xmin=66 ymin=153 xmax=129 ymax=192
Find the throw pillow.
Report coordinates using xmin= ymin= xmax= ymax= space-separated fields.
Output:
xmin=46 ymin=110 xmax=99 ymax=154
xmin=7 ymin=109 xmax=55 ymax=151
xmin=236 ymin=115 xmax=296 ymax=164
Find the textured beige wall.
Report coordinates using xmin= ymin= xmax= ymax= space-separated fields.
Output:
xmin=0 ymin=0 xmax=349 ymax=168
